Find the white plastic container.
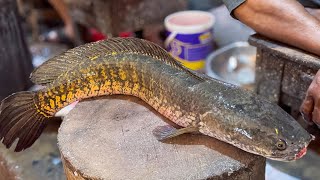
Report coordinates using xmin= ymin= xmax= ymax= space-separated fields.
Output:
xmin=164 ymin=11 xmax=215 ymax=70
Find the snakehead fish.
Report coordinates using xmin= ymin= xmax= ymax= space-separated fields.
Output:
xmin=0 ymin=38 xmax=312 ymax=161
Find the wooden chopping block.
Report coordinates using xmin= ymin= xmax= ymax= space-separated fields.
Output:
xmin=58 ymin=96 xmax=266 ymax=180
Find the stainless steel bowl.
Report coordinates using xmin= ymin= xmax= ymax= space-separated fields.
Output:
xmin=205 ymin=42 xmax=256 ymax=88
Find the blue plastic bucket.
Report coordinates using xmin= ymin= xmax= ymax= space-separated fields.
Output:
xmin=164 ymin=11 xmax=215 ymax=71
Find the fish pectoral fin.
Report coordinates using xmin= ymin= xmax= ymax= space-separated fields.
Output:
xmin=152 ymin=125 xmax=198 ymax=141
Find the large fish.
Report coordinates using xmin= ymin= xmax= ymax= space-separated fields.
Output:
xmin=0 ymin=38 xmax=312 ymax=161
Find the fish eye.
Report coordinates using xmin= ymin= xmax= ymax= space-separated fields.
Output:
xmin=276 ymin=139 xmax=287 ymax=151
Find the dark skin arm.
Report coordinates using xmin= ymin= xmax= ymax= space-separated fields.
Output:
xmin=232 ymin=0 xmax=320 ymax=125
xmin=233 ymin=0 xmax=320 ymax=56
xmin=301 ymin=70 xmax=320 ymax=125
xmin=48 ymin=0 xmax=74 ymax=39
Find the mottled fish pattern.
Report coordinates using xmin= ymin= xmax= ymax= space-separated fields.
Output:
xmin=0 ymin=38 xmax=312 ymax=161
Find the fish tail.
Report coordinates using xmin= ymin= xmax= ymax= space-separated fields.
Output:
xmin=0 ymin=91 xmax=48 ymax=152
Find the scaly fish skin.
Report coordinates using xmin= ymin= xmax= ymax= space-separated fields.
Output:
xmin=0 ymin=38 xmax=312 ymax=161
xmin=196 ymin=82 xmax=311 ymax=161
xmin=35 ymin=52 xmax=310 ymax=161
xmin=36 ymin=54 xmax=200 ymax=127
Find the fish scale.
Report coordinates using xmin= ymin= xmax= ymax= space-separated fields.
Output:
xmin=35 ymin=54 xmax=197 ymax=128
xmin=0 ymin=38 xmax=312 ymax=161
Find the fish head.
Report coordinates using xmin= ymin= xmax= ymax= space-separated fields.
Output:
xmin=199 ymin=92 xmax=313 ymax=162
xmin=250 ymin=105 xmax=313 ymax=161
xmin=245 ymin=119 xmax=312 ymax=162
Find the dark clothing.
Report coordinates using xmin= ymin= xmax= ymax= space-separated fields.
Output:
xmin=298 ymin=0 xmax=320 ymax=8
xmin=222 ymin=0 xmax=246 ymax=14
xmin=223 ymin=0 xmax=320 ymax=16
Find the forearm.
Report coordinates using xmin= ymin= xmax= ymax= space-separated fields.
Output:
xmin=48 ymin=0 xmax=72 ymax=26
xmin=234 ymin=0 xmax=320 ymax=56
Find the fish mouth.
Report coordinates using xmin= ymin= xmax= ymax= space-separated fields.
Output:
xmin=266 ymin=146 xmax=308 ymax=162
xmin=294 ymin=134 xmax=314 ymax=160
xmin=293 ymin=134 xmax=314 ymax=160
xmin=294 ymin=147 xmax=307 ymax=160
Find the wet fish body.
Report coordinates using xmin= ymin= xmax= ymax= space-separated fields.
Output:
xmin=0 ymin=38 xmax=312 ymax=161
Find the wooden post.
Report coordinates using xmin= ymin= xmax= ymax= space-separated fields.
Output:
xmin=0 ymin=0 xmax=33 ymax=100
xmin=249 ymin=34 xmax=320 ymax=108
xmin=58 ymin=96 xmax=266 ymax=180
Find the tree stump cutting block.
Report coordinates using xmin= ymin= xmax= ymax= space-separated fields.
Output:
xmin=58 ymin=96 xmax=266 ymax=180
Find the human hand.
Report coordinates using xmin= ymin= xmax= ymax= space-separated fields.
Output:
xmin=300 ymin=69 xmax=320 ymax=126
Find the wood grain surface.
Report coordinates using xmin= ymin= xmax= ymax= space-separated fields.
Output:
xmin=58 ymin=95 xmax=265 ymax=180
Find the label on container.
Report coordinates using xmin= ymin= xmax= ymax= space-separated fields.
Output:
xmin=166 ymin=29 xmax=213 ymax=71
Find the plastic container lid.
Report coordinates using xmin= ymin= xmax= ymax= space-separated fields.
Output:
xmin=165 ymin=11 xmax=215 ymax=34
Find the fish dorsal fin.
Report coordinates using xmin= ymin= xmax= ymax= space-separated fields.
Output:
xmin=30 ymin=37 xmax=205 ymax=86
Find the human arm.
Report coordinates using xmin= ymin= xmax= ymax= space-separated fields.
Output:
xmin=232 ymin=0 xmax=320 ymax=56
xmin=300 ymin=70 xmax=320 ymax=126
xmin=48 ymin=0 xmax=74 ymax=39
